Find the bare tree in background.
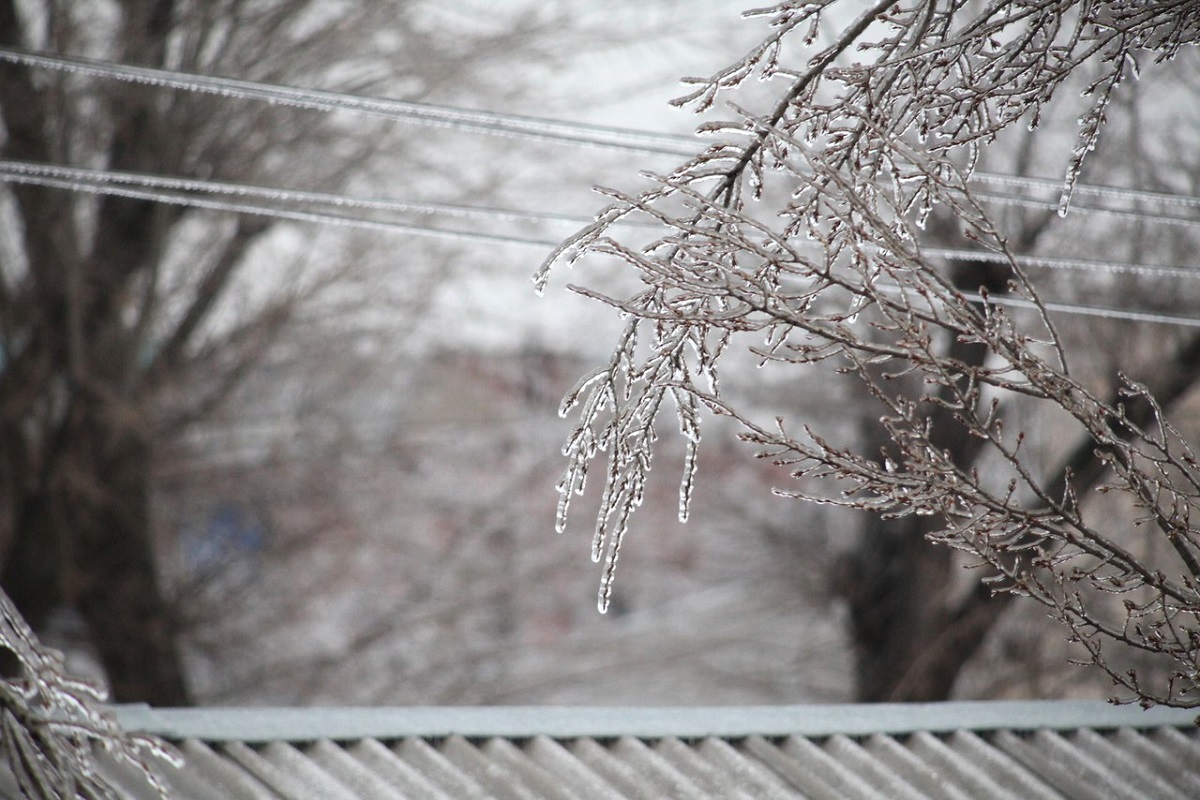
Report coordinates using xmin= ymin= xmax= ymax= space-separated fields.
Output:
xmin=0 ymin=0 xmax=558 ymax=704
xmin=542 ymin=1 xmax=1200 ymax=707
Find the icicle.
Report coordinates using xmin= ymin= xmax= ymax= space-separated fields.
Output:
xmin=1057 ymin=170 xmax=1078 ymax=218
xmin=555 ymin=480 xmax=573 ymax=534
xmin=679 ymin=438 xmax=699 ymax=523
xmin=597 ymin=500 xmax=633 ymax=613
xmin=592 ymin=448 xmax=623 ymax=562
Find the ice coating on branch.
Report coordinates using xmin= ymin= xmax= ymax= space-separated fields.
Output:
xmin=679 ymin=438 xmax=699 ymax=523
xmin=0 ymin=590 xmax=178 ymax=798
xmin=539 ymin=0 xmax=1200 ymax=626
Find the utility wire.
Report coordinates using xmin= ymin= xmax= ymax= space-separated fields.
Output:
xmin=0 ymin=168 xmax=561 ymax=250
xmin=0 ymin=47 xmax=697 ymax=158
xmin=973 ymin=190 xmax=1200 ymax=230
xmin=4 ymin=159 xmax=1194 ymax=283
xmin=7 ymin=166 xmax=1198 ymax=330
xmin=921 ymin=247 xmax=1200 ymax=282
xmin=11 ymin=162 xmax=1180 ymax=233
xmin=971 ymin=172 xmax=1200 ymax=214
xmin=875 ymin=283 xmax=1200 ymax=329
xmin=2 ymin=46 xmax=1199 ymax=223
xmin=0 ymin=159 xmax=656 ymax=230
xmin=962 ymin=292 xmax=1200 ymax=329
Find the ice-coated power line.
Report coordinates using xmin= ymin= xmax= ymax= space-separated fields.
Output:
xmin=973 ymin=190 xmax=1200 ymax=230
xmin=0 ymin=168 xmax=560 ymax=250
xmin=21 ymin=160 xmax=1193 ymax=236
xmin=960 ymin=292 xmax=1200 ymax=329
xmin=972 ymin=172 xmax=1200 ymax=214
xmin=0 ymin=159 xmax=652 ymax=230
xmin=2 ymin=159 xmax=1195 ymax=285
xmin=3 ymin=158 xmax=1195 ymax=256
xmin=921 ymin=247 xmax=1200 ymax=282
xmin=5 ymin=165 xmax=1198 ymax=328
xmin=2 ymin=46 xmax=1199 ymax=224
xmin=874 ymin=283 xmax=1200 ymax=329
xmin=0 ymin=46 xmax=698 ymax=158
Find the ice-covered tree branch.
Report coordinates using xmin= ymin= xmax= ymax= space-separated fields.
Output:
xmin=544 ymin=1 xmax=1200 ymax=706
xmin=0 ymin=589 xmax=175 ymax=799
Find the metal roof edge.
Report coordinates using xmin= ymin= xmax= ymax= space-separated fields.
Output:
xmin=112 ymin=700 xmax=1199 ymax=743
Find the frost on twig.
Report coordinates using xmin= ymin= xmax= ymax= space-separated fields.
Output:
xmin=0 ymin=590 xmax=177 ymax=799
xmin=543 ymin=1 xmax=1200 ymax=705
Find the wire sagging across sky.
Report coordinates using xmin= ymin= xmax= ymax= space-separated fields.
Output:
xmin=0 ymin=165 xmax=561 ymax=251
xmin=1 ymin=158 xmax=1192 ymax=285
xmin=0 ymin=159 xmax=643 ymax=230
xmin=4 ymin=163 xmax=1198 ymax=331
xmin=1 ymin=45 xmax=1198 ymax=228
xmin=2 ymin=47 xmax=1198 ymax=330
xmin=0 ymin=47 xmax=698 ymax=159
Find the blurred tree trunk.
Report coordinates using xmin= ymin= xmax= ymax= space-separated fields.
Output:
xmin=0 ymin=0 xmax=192 ymax=703
xmin=843 ymin=513 xmax=1011 ymax=701
xmin=840 ymin=254 xmax=1015 ymax=702
xmin=3 ymin=407 xmax=191 ymax=704
xmin=841 ymin=246 xmax=1200 ymax=701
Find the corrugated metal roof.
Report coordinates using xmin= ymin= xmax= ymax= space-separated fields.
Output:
xmin=16 ymin=701 xmax=1200 ymax=799
xmin=111 ymin=700 xmax=1196 ymax=742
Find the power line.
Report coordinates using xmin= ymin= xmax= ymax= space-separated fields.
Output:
xmin=875 ymin=283 xmax=1200 ymax=329
xmin=0 ymin=159 xmax=643 ymax=230
xmin=962 ymin=292 xmax=1200 ymax=329
xmin=0 ymin=168 xmax=560 ymax=250
xmin=973 ymin=190 xmax=1200 ymax=230
xmin=6 ymin=158 xmax=1193 ymax=286
xmin=3 ymin=160 xmax=1196 ymax=286
xmin=4 ymin=164 xmax=1198 ymax=329
xmin=2 ymin=46 xmax=1199 ymax=225
xmin=921 ymin=247 xmax=1200 ymax=282
xmin=972 ymin=172 xmax=1200 ymax=214
xmin=0 ymin=47 xmax=697 ymax=158
xmin=6 ymin=160 xmax=1189 ymax=244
